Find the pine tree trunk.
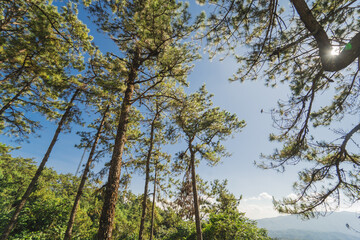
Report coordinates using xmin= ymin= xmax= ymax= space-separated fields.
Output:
xmin=97 ymin=51 xmax=140 ymax=240
xmin=0 ymin=89 xmax=80 ymax=240
xmin=75 ymin=147 xmax=88 ymax=177
xmin=190 ymin=146 xmax=203 ymax=240
xmin=139 ymin=114 xmax=158 ymax=240
xmin=64 ymin=105 xmax=109 ymax=240
xmin=0 ymin=79 xmax=33 ymax=116
xmin=149 ymin=163 xmax=157 ymax=240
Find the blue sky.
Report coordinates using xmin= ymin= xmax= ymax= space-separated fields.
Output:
xmin=1 ymin=0 xmax=359 ymax=220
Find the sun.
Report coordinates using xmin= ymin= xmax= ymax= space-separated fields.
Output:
xmin=331 ymin=46 xmax=340 ymax=56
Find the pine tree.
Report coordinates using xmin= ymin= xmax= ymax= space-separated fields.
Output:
xmin=171 ymin=85 xmax=245 ymax=240
xmin=200 ymin=0 xmax=360 ymax=217
xmin=0 ymin=0 xmax=93 ymax=139
xmin=138 ymin=101 xmax=163 ymax=240
xmin=1 ymin=88 xmax=82 ymax=240
xmin=64 ymin=54 xmax=143 ymax=238
xmin=136 ymin=91 xmax=176 ymax=240
xmin=87 ymin=0 xmax=199 ymax=238
xmin=64 ymin=104 xmax=110 ymax=240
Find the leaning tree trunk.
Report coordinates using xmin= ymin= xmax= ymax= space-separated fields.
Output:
xmin=0 ymin=79 xmax=33 ymax=116
xmin=75 ymin=147 xmax=88 ymax=177
xmin=139 ymin=114 xmax=158 ymax=240
xmin=64 ymin=105 xmax=109 ymax=240
xmin=149 ymin=162 xmax=157 ymax=240
xmin=96 ymin=82 xmax=134 ymax=240
xmin=97 ymin=51 xmax=140 ymax=240
xmin=1 ymin=89 xmax=80 ymax=240
xmin=189 ymin=145 xmax=203 ymax=240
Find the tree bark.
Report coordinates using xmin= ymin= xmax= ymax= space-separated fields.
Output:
xmin=75 ymin=147 xmax=88 ymax=177
xmin=149 ymin=163 xmax=157 ymax=240
xmin=0 ymin=79 xmax=33 ymax=116
xmin=189 ymin=144 xmax=203 ymax=240
xmin=291 ymin=0 xmax=360 ymax=72
xmin=97 ymin=50 xmax=140 ymax=240
xmin=0 ymin=89 xmax=80 ymax=240
xmin=139 ymin=113 xmax=158 ymax=240
xmin=64 ymin=105 xmax=109 ymax=240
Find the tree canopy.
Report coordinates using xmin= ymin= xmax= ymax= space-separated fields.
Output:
xmin=2 ymin=0 xmax=360 ymax=239
xmin=200 ymin=0 xmax=360 ymax=218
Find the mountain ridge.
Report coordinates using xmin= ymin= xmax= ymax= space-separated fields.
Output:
xmin=256 ymin=211 xmax=360 ymax=240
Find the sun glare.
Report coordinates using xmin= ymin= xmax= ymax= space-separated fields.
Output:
xmin=331 ymin=46 xmax=340 ymax=56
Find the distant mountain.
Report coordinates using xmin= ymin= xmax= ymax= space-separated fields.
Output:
xmin=266 ymin=229 xmax=359 ymax=240
xmin=257 ymin=211 xmax=360 ymax=240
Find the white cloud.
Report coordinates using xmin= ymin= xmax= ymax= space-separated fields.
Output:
xmin=242 ymin=192 xmax=273 ymax=202
xmin=239 ymin=203 xmax=282 ymax=220
xmin=239 ymin=192 xmax=360 ymax=220
xmin=259 ymin=192 xmax=273 ymax=200
xmin=338 ymin=199 xmax=360 ymax=213
xmin=239 ymin=192 xmax=284 ymax=219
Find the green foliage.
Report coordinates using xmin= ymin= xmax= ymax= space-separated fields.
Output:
xmin=87 ymin=1 xmax=202 ymax=237
xmin=0 ymin=143 xmax=271 ymax=239
xmin=0 ymin=0 xmax=296 ymax=238
xmin=199 ymin=0 xmax=360 ymax=217
xmin=0 ymin=143 xmax=95 ymax=240
xmin=89 ymin=0 xmax=199 ymax=86
xmin=203 ymin=213 xmax=271 ymax=240
xmin=202 ymin=180 xmax=271 ymax=240
xmin=173 ymin=85 xmax=245 ymax=167
xmin=0 ymin=0 xmax=93 ymax=139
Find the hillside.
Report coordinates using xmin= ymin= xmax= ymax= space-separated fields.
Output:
xmin=257 ymin=212 xmax=360 ymax=240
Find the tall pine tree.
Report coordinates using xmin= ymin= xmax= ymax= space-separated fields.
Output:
xmin=88 ymin=0 xmax=200 ymax=238
xmin=171 ymin=85 xmax=245 ymax=240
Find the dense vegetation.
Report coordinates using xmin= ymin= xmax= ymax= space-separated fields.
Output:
xmin=1 ymin=0 xmax=360 ymax=239
xmin=0 ymin=143 xmax=271 ymax=239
